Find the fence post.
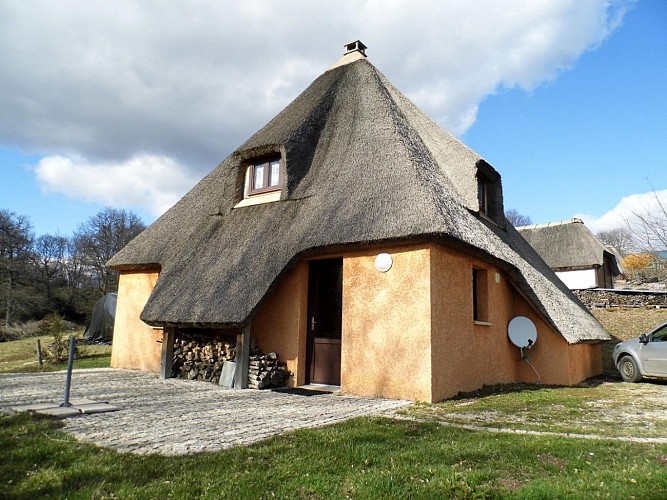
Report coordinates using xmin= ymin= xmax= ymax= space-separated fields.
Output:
xmin=61 ymin=335 xmax=77 ymax=407
xmin=36 ymin=339 xmax=43 ymax=366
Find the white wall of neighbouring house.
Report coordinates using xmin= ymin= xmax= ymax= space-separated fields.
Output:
xmin=556 ymin=269 xmax=598 ymax=289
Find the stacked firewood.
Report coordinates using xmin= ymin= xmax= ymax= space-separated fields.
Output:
xmin=171 ymin=333 xmax=290 ymax=389
xmin=248 ymin=351 xmax=290 ymax=389
xmin=171 ymin=335 xmax=236 ymax=385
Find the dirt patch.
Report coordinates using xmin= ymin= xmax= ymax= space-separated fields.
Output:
xmin=592 ymin=307 xmax=667 ymax=341
xmin=498 ymin=477 xmax=523 ymax=491
xmin=538 ymin=454 xmax=568 ymax=470
xmin=592 ymin=307 xmax=667 ymax=375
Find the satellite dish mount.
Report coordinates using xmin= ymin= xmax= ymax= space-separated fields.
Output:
xmin=507 ymin=316 xmax=541 ymax=384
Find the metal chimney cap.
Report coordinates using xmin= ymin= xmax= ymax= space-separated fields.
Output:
xmin=344 ymin=40 xmax=367 ymax=56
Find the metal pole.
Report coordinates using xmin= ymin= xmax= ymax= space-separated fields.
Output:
xmin=36 ymin=339 xmax=43 ymax=366
xmin=61 ymin=335 xmax=77 ymax=407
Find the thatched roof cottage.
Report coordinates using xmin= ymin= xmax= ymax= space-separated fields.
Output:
xmin=108 ymin=41 xmax=609 ymax=402
xmin=517 ymin=218 xmax=622 ymax=289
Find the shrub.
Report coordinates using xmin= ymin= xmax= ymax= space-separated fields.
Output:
xmin=39 ymin=314 xmax=78 ymax=363
xmin=0 ymin=320 xmax=43 ymax=342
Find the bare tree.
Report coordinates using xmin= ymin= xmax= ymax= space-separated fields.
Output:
xmin=73 ymin=207 xmax=145 ymax=293
xmin=505 ymin=209 xmax=532 ymax=227
xmin=596 ymin=227 xmax=634 ymax=255
xmin=627 ymin=190 xmax=667 ymax=252
xmin=0 ymin=210 xmax=34 ymax=325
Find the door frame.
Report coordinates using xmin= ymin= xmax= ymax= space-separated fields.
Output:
xmin=305 ymin=258 xmax=343 ymax=385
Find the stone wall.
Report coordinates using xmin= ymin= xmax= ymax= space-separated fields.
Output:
xmin=574 ymin=289 xmax=667 ymax=308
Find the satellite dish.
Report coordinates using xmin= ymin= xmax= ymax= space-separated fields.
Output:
xmin=508 ymin=316 xmax=537 ymax=349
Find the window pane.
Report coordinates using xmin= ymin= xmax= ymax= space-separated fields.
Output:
xmin=253 ymin=164 xmax=265 ymax=190
xmin=478 ymin=180 xmax=487 ymax=212
xmin=269 ymin=160 xmax=280 ymax=186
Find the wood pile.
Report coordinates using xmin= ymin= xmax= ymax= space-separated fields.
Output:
xmin=171 ymin=333 xmax=290 ymax=388
xmin=248 ymin=351 xmax=289 ymax=389
xmin=172 ymin=334 xmax=236 ymax=384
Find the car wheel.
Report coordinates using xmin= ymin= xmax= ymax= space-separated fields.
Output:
xmin=618 ymin=355 xmax=642 ymax=383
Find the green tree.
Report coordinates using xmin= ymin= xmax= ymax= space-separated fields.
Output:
xmin=0 ymin=210 xmax=35 ymax=325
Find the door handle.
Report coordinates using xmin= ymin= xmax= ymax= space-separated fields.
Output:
xmin=311 ymin=316 xmax=316 ymax=331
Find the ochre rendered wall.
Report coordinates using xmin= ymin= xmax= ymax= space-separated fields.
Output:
xmin=251 ymin=262 xmax=309 ymax=387
xmin=111 ymin=243 xmax=602 ymax=399
xmin=509 ymin=293 xmax=602 ymax=386
xmin=429 ymin=244 xmax=604 ymax=401
xmin=341 ymin=244 xmax=433 ymax=401
xmin=111 ymin=271 xmax=163 ymax=372
xmin=430 ymin=244 xmax=518 ymax=401
xmin=248 ymin=243 xmax=602 ymax=402
xmin=567 ymin=342 xmax=603 ymax=384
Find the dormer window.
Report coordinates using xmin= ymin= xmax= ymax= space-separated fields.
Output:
xmin=248 ymin=157 xmax=282 ymax=195
xmin=233 ymin=154 xmax=284 ymax=208
xmin=475 ymin=160 xmax=504 ymax=226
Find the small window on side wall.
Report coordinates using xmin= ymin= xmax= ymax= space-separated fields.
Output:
xmin=248 ymin=157 xmax=282 ymax=196
xmin=477 ymin=178 xmax=488 ymax=214
xmin=473 ymin=268 xmax=489 ymax=323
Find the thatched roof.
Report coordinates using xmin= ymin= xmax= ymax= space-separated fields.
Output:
xmin=517 ymin=218 xmax=621 ymax=275
xmin=108 ymin=49 xmax=609 ymax=343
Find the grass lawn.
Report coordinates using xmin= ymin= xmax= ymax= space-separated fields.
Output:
xmin=2 ymin=308 xmax=666 ymax=498
xmin=1 ymin=412 xmax=666 ymax=499
xmin=403 ymin=379 xmax=667 ymax=439
xmin=0 ymin=334 xmax=111 ymax=373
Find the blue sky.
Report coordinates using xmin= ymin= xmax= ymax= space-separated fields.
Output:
xmin=463 ymin=0 xmax=667 ymax=228
xmin=1 ymin=0 xmax=665 ymax=238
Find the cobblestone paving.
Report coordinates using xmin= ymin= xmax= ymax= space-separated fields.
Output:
xmin=0 ymin=368 xmax=411 ymax=455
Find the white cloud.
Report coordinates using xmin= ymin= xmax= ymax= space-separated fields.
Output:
xmin=575 ymin=190 xmax=667 ymax=235
xmin=34 ymin=155 xmax=197 ymax=216
xmin=0 ymin=0 xmax=634 ymax=216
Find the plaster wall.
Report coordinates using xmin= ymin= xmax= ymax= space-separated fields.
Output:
xmin=567 ymin=342 xmax=603 ymax=383
xmin=430 ymin=244 xmax=517 ymax=401
xmin=111 ymin=271 xmax=162 ymax=372
xmin=509 ymin=291 xmax=602 ymax=386
xmin=429 ymin=244 xmax=603 ymax=401
xmin=251 ymin=262 xmax=309 ymax=387
xmin=556 ymin=269 xmax=597 ymax=289
xmin=341 ymin=244 xmax=433 ymax=401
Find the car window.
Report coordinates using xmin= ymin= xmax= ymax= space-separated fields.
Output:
xmin=651 ymin=324 xmax=667 ymax=342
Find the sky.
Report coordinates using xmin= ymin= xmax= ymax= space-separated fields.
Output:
xmin=1 ymin=0 xmax=665 ymax=240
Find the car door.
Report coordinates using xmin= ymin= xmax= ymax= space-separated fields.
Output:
xmin=641 ymin=324 xmax=667 ymax=376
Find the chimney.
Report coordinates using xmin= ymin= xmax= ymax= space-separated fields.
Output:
xmin=343 ymin=40 xmax=367 ymax=57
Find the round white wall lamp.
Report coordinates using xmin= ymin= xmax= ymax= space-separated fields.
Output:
xmin=375 ymin=253 xmax=393 ymax=272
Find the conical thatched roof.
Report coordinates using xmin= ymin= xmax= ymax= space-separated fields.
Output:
xmin=108 ymin=50 xmax=609 ymax=343
xmin=517 ymin=218 xmax=621 ymax=275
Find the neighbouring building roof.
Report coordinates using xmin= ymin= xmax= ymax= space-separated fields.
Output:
xmin=107 ymin=44 xmax=609 ymax=344
xmin=517 ymin=218 xmax=621 ymax=275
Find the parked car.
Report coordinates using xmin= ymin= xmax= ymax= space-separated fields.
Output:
xmin=612 ymin=322 xmax=667 ymax=382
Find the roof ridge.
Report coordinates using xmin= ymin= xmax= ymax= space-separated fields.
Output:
xmin=516 ymin=217 xmax=584 ymax=230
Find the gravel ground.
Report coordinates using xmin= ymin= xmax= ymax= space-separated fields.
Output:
xmin=0 ymin=368 xmax=411 ymax=455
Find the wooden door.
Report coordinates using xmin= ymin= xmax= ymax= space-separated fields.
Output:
xmin=306 ymin=259 xmax=343 ymax=385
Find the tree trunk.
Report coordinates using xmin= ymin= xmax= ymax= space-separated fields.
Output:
xmin=5 ymin=270 xmax=12 ymax=326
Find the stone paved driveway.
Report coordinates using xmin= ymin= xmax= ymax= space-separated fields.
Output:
xmin=0 ymin=368 xmax=411 ymax=455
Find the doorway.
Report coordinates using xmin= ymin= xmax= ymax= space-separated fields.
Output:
xmin=306 ymin=258 xmax=343 ymax=386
